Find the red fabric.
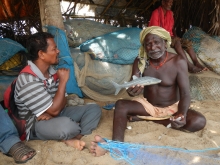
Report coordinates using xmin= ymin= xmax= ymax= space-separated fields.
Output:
xmin=149 ymin=6 xmax=174 ymax=36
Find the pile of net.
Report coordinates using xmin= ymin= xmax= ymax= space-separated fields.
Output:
xmin=98 ymin=139 xmax=220 ymax=165
xmin=183 ymin=26 xmax=220 ymax=75
xmin=71 ymin=47 xmax=132 ymax=102
xmin=79 ymin=27 xmax=141 ymax=65
xmin=64 ymin=19 xmax=125 ymax=47
xmin=181 ymin=27 xmax=220 ymax=101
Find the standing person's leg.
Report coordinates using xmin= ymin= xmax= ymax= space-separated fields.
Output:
xmin=0 ymin=105 xmax=36 ymax=163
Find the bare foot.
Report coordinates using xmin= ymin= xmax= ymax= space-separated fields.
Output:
xmin=195 ymin=62 xmax=209 ymax=71
xmin=64 ymin=138 xmax=85 ymax=150
xmin=90 ymin=135 xmax=107 ymax=157
xmin=188 ymin=66 xmax=203 ymax=73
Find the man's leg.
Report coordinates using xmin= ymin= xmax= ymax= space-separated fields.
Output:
xmin=60 ymin=104 xmax=102 ymax=136
xmin=173 ymin=40 xmax=203 ymax=73
xmin=0 ymin=105 xmax=36 ymax=163
xmin=112 ymin=100 xmax=149 ymax=141
xmin=33 ymin=116 xmax=85 ymax=150
xmin=182 ymin=109 xmax=206 ymax=132
xmin=153 ymin=108 xmax=206 ymax=132
xmin=185 ymin=48 xmax=208 ymax=71
xmin=90 ymin=99 xmax=149 ymax=157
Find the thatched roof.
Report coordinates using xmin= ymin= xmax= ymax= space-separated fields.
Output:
xmin=0 ymin=0 xmax=220 ymax=45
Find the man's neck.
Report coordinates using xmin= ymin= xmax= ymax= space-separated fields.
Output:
xmin=149 ymin=51 xmax=168 ymax=70
xmin=33 ymin=60 xmax=50 ymax=78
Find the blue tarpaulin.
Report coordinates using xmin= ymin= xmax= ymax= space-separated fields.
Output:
xmin=45 ymin=25 xmax=83 ymax=97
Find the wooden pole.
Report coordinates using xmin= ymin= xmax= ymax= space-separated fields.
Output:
xmin=38 ymin=0 xmax=64 ymax=31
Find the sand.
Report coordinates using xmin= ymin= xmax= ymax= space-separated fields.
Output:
xmin=1 ymin=98 xmax=220 ymax=165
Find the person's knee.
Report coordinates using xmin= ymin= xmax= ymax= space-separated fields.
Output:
xmin=114 ymin=100 xmax=129 ymax=115
xmin=90 ymin=104 xmax=102 ymax=116
xmin=189 ymin=114 xmax=206 ymax=132
xmin=195 ymin=115 xmax=206 ymax=131
xmin=36 ymin=117 xmax=81 ymax=140
xmin=58 ymin=118 xmax=81 ymax=139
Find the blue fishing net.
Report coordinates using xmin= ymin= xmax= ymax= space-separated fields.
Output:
xmin=182 ymin=26 xmax=220 ymax=54
xmin=45 ymin=25 xmax=83 ymax=97
xmin=212 ymin=36 xmax=220 ymax=43
xmin=182 ymin=26 xmax=207 ymax=53
xmin=98 ymin=138 xmax=220 ymax=165
xmin=0 ymin=38 xmax=26 ymax=65
xmin=80 ymin=28 xmax=141 ymax=65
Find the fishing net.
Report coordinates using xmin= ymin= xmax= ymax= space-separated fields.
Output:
xmin=182 ymin=26 xmax=220 ymax=75
xmin=79 ymin=27 xmax=141 ymax=65
xmin=64 ymin=19 xmax=125 ymax=47
xmin=182 ymin=26 xmax=207 ymax=54
xmin=98 ymin=139 xmax=220 ymax=165
xmin=46 ymin=25 xmax=83 ymax=97
xmin=177 ymin=27 xmax=220 ymax=101
xmin=0 ymin=38 xmax=26 ymax=66
xmin=71 ymin=47 xmax=132 ymax=102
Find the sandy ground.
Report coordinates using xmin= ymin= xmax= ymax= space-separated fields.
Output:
xmin=1 ymin=98 xmax=220 ymax=165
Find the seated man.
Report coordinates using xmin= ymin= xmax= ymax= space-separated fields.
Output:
xmin=14 ymin=32 xmax=101 ymax=150
xmin=0 ymin=104 xmax=36 ymax=164
xmin=148 ymin=0 xmax=208 ymax=73
xmin=90 ymin=26 xmax=206 ymax=156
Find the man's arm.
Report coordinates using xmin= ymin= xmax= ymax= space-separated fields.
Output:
xmin=176 ymin=57 xmax=191 ymax=116
xmin=126 ymin=57 xmax=144 ymax=96
xmin=45 ymin=68 xmax=69 ymax=117
xmin=171 ymin=56 xmax=190 ymax=128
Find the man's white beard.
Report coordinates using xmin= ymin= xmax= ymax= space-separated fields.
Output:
xmin=148 ymin=50 xmax=165 ymax=59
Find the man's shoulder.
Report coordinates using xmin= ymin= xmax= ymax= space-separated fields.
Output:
xmin=169 ymin=52 xmax=188 ymax=70
xmin=167 ymin=52 xmax=185 ymax=63
xmin=17 ymin=73 xmax=41 ymax=87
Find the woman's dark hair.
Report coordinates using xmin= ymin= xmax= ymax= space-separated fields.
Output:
xmin=26 ymin=32 xmax=54 ymax=61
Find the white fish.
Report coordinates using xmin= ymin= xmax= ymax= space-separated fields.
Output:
xmin=111 ymin=75 xmax=162 ymax=95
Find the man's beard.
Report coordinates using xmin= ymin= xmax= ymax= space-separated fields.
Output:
xmin=148 ymin=50 xmax=165 ymax=59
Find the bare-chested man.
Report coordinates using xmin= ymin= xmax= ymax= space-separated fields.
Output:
xmin=90 ymin=26 xmax=206 ymax=156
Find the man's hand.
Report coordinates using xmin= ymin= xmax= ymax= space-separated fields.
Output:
xmin=169 ymin=114 xmax=186 ymax=129
xmin=37 ymin=112 xmax=53 ymax=121
xmin=127 ymin=85 xmax=144 ymax=96
xmin=57 ymin=68 xmax=69 ymax=84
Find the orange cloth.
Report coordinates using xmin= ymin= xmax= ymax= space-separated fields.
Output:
xmin=132 ymin=97 xmax=178 ymax=118
xmin=149 ymin=6 xmax=174 ymax=37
